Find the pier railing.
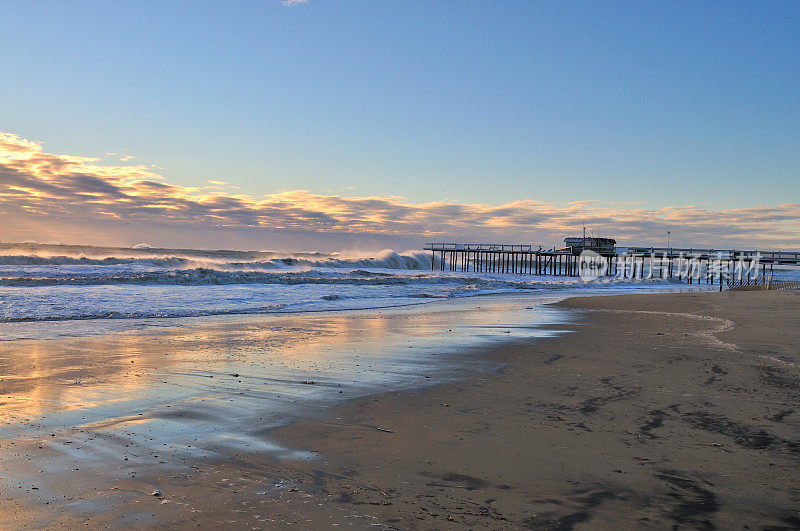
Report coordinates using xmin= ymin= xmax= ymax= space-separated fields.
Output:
xmin=624 ymin=247 xmax=800 ymax=263
xmin=424 ymin=243 xmax=541 ymax=252
xmin=425 ymin=244 xmax=800 ymax=263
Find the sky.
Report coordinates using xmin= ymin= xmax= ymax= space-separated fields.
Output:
xmin=1 ymin=1 xmax=799 ymax=250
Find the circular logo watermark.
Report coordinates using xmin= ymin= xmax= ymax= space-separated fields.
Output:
xmin=579 ymin=250 xmax=608 ymax=281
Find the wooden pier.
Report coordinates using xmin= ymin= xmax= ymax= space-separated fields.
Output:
xmin=423 ymin=243 xmax=800 ymax=288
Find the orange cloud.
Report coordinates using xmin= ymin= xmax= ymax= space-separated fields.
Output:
xmin=1 ymin=131 xmax=799 ymax=249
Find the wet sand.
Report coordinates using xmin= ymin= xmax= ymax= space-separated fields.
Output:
xmin=3 ymin=290 xmax=800 ymax=528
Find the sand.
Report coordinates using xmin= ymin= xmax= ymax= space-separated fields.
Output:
xmin=3 ymin=290 xmax=799 ymax=528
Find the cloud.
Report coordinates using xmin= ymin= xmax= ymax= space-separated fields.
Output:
xmin=1 ymin=130 xmax=799 ymax=250
xmin=282 ymin=0 xmax=307 ymax=6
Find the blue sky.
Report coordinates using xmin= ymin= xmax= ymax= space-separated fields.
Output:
xmin=1 ymin=1 xmax=799 ymax=249
xmin=3 ymin=0 xmax=798 ymax=207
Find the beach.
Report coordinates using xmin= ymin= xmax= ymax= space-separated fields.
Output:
xmin=2 ymin=289 xmax=798 ymax=528
xmin=5 ymin=2 xmax=799 ymax=528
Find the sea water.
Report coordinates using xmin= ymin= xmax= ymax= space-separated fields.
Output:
xmin=0 ymin=242 xmax=708 ymax=332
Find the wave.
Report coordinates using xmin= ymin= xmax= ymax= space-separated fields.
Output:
xmin=0 ymin=276 xmax=681 ymax=324
xmin=315 ymin=250 xmax=437 ymax=270
xmin=0 ymin=267 xmax=665 ymax=290
xmin=0 ymin=303 xmax=289 ymax=323
xmin=0 ymin=255 xmax=190 ymax=267
xmin=0 ymin=268 xmax=545 ymax=288
xmin=0 ymin=248 xmax=441 ymax=288
xmin=0 ymin=269 xmax=415 ymax=287
xmin=0 ymin=249 xmax=438 ymax=271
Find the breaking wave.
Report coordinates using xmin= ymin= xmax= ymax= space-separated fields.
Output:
xmin=0 ymin=255 xmax=190 ymax=267
xmin=0 ymin=247 xmax=436 ymax=272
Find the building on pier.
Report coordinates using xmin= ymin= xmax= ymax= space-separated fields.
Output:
xmin=561 ymin=236 xmax=616 ymax=256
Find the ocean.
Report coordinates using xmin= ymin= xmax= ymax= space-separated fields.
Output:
xmin=0 ymin=242 xmax=694 ymax=328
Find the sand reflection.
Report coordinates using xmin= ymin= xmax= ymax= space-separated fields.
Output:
xmin=0 ymin=294 xmax=570 ymax=517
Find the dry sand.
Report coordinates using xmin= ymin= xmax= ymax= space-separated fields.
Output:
xmin=4 ymin=290 xmax=800 ymax=529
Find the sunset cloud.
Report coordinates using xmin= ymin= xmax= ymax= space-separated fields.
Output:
xmin=1 ymin=131 xmax=798 ymax=250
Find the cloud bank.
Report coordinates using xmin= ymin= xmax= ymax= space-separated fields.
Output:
xmin=1 ymin=131 xmax=798 ymax=251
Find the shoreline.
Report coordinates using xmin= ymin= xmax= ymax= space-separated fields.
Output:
xmin=3 ymin=289 xmax=799 ymax=528
xmin=0 ymin=280 xmax=701 ymax=341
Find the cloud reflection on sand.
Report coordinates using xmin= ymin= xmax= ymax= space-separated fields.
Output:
xmin=0 ymin=295 xmax=570 ymax=472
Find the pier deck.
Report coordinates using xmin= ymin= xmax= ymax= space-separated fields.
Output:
xmin=423 ymin=243 xmax=800 ymax=288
